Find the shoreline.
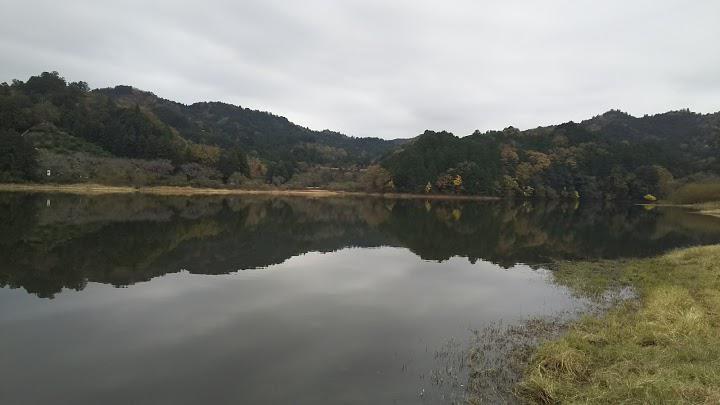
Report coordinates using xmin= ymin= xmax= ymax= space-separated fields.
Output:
xmin=3 ymin=184 xmax=717 ymax=215
xmin=0 ymin=183 xmax=500 ymax=201
xmin=639 ymin=201 xmax=720 ymax=218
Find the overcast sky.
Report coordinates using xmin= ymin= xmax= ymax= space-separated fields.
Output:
xmin=1 ymin=0 xmax=719 ymax=139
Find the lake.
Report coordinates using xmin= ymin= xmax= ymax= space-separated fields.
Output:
xmin=2 ymin=193 xmax=720 ymax=404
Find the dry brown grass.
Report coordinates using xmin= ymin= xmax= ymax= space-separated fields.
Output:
xmin=0 ymin=183 xmax=500 ymax=200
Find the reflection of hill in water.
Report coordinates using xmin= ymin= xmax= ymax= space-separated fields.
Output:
xmin=2 ymin=193 xmax=720 ymax=298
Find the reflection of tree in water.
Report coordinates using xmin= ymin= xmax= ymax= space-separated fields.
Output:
xmin=384 ymin=199 xmax=720 ymax=267
xmin=0 ymin=195 xmax=391 ymax=298
xmin=2 ymin=193 xmax=720 ymax=298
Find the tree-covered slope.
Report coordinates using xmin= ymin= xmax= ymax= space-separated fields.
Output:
xmin=1 ymin=71 xmax=718 ymax=200
xmin=381 ymin=110 xmax=720 ymax=200
xmin=96 ymin=84 xmax=401 ymax=167
xmin=0 ymin=71 xmax=402 ymax=185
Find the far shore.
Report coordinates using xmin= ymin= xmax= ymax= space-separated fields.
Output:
xmin=4 ymin=184 xmax=719 ymax=215
xmin=639 ymin=201 xmax=720 ymax=218
xmin=0 ymin=183 xmax=501 ymax=201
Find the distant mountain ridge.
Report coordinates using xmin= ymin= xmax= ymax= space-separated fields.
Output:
xmin=96 ymin=84 xmax=406 ymax=165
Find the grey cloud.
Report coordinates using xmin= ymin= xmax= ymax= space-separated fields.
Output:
xmin=1 ymin=0 xmax=719 ymax=138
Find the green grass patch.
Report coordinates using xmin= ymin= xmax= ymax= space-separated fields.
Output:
xmin=518 ymin=245 xmax=720 ymax=404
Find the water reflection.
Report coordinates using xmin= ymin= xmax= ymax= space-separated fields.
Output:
xmin=0 ymin=248 xmax=578 ymax=405
xmin=2 ymin=193 xmax=720 ymax=299
xmin=3 ymin=193 xmax=720 ymax=404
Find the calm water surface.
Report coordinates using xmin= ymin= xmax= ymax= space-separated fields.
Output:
xmin=2 ymin=193 xmax=720 ymax=404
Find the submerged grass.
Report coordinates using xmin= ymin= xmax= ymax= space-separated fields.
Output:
xmin=429 ymin=316 xmax=572 ymax=404
xmin=517 ymin=245 xmax=720 ymax=404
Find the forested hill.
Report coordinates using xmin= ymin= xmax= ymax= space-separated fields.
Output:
xmin=380 ymin=110 xmax=720 ymax=201
xmin=0 ymin=71 xmax=403 ymax=187
xmin=95 ymin=85 xmax=402 ymax=166
xmin=1 ymin=71 xmax=719 ymax=201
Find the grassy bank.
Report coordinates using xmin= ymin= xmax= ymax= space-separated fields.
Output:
xmin=518 ymin=245 xmax=720 ymax=403
xmin=0 ymin=183 xmax=500 ymax=201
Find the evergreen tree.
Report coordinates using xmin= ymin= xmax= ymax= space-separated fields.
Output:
xmin=0 ymin=129 xmax=38 ymax=181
